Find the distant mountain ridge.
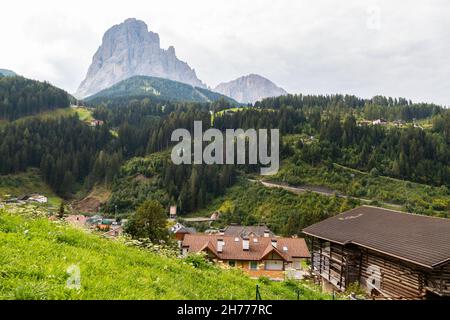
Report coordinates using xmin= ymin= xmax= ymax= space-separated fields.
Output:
xmin=76 ymin=18 xmax=205 ymax=99
xmin=0 ymin=69 xmax=16 ymax=77
xmin=84 ymin=75 xmax=237 ymax=104
xmin=214 ymin=74 xmax=288 ymax=104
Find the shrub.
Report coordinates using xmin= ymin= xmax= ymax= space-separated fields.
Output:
xmin=183 ymin=252 xmax=213 ymax=269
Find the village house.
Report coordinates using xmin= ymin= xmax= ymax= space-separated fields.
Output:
xmin=221 ymin=225 xmax=275 ymax=238
xmin=210 ymin=211 xmax=220 ymax=221
xmin=65 ymin=215 xmax=87 ymax=228
xmin=392 ymin=119 xmax=405 ymax=127
xmin=372 ymin=118 xmax=388 ymax=125
xmin=103 ymin=225 xmax=124 ymax=238
xmin=96 ymin=218 xmax=119 ymax=231
xmin=169 ymin=205 xmax=178 ymax=219
xmin=28 ymin=194 xmax=48 ymax=203
xmin=90 ymin=119 xmax=104 ymax=127
xmin=85 ymin=215 xmax=103 ymax=226
xmin=357 ymin=120 xmax=372 ymax=127
xmin=182 ymin=234 xmax=310 ymax=280
xmin=303 ymin=206 xmax=450 ymax=300
xmin=16 ymin=194 xmax=48 ymax=204
xmin=83 ymin=215 xmax=127 ymax=234
xmin=170 ymin=222 xmax=196 ymax=241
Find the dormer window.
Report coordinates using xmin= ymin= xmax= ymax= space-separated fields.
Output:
xmin=242 ymin=237 xmax=250 ymax=251
xmin=271 ymin=239 xmax=277 ymax=248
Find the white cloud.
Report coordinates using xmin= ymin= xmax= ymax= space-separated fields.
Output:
xmin=1 ymin=0 xmax=449 ymax=105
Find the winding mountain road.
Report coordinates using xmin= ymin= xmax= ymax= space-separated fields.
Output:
xmin=249 ymin=179 xmax=403 ymax=209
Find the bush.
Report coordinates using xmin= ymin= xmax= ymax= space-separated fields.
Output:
xmin=184 ymin=252 xmax=213 ymax=269
xmin=258 ymin=276 xmax=271 ymax=285
xmin=125 ymin=200 xmax=168 ymax=241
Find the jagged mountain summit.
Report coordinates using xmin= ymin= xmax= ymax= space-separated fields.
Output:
xmin=214 ymin=74 xmax=288 ymax=104
xmin=76 ymin=18 xmax=205 ymax=99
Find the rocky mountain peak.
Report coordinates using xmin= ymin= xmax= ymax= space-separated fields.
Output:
xmin=214 ymin=74 xmax=288 ymax=104
xmin=75 ymin=18 xmax=205 ymax=98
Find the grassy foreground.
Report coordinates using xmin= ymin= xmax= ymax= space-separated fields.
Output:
xmin=0 ymin=210 xmax=330 ymax=300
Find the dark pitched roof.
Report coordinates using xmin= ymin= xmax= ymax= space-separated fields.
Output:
xmin=182 ymin=234 xmax=309 ymax=261
xmin=222 ymin=225 xmax=274 ymax=238
xmin=176 ymin=226 xmax=196 ymax=234
xmin=303 ymin=206 xmax=450 ymax=269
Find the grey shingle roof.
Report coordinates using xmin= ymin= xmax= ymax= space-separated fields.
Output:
xmin=223 ymin=225 xmax=274 ymax=238
xmin=303 ymin=206 xmax=450 ymax=269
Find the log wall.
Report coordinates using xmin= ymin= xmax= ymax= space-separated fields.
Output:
xmin=310 ymin=238 xmax=450 ymax=299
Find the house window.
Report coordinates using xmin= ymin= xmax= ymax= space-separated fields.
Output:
xmin=250 ymin=261 xmax=258 ymax=270
xmin=228 ymin=261 xmax=236 ymax=267
xmin=264 ymin=260 xmax=284 ymax=271
xmin=322 ymin=241 xmax=331 ymax=254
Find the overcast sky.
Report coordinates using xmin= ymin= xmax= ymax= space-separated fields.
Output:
xmin=1 ymin=0 xmax=450 ymax=105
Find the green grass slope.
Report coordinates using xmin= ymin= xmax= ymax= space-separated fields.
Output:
xmin=85 ymin=75 xmax=238 ymax=105
xmin=0 ymin=210 xmax=330 ymax=300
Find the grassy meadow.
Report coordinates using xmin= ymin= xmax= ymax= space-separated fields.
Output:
xmin=0 ymin=209 xmax=331 ymax=300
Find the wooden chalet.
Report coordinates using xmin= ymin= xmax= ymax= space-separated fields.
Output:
xmin=303 ymin=206 xmax=450 ymax=299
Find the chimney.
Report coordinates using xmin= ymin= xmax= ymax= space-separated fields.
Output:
xmin=242 ymin=237 xmax=250 ymax=251
xmin=271 ymin=239 xmax=277 ymax=248
xmin=264 ymin=230 xmax=270 ymax=238
xmin=217 ymin=238 xmax=224 ymax=253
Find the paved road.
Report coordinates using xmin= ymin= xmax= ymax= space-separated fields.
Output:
xmin=249 ymin=179 xmax=403 ymax=209
xmin=183 ymin=217 xmax=215 ymax=223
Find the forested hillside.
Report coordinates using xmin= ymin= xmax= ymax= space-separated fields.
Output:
xmin=188 ymin=179 xmax=358 ymax=236
xmin=85 ymin=75 xmax=237 ymax=105
xmin=0 ymin=90 xmax=448 ymax=221
xmin=105 ymin=152 xmax=236 ymax=214
xmin=0 ymin=116 xmax=117 ymax=196
xmin=255 ymin=94 xmax=441 ymax=121
xmin=218 ymin=98 xmax=449 ymax=187
xmin=0 ymin=76 xmax=71 ymax=120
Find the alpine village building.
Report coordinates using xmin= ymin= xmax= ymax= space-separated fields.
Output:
xmin=303 ymin=206 xmax=450 ymax=300
xmin=182 ymin=231 xmax=310 ymax=280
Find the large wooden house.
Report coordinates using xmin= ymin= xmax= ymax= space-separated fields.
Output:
xmin=303 ymin=206 xmax=450 ymax=299
xmin=182 ymin=234 xmax=310 ymax=280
